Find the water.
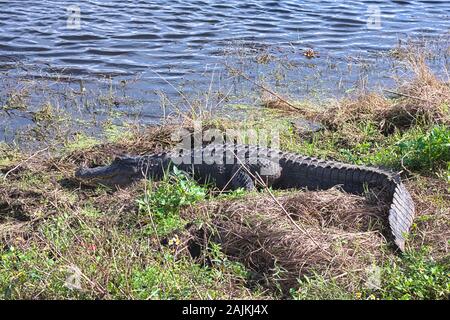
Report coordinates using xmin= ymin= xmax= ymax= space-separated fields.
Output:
xmin=0 ymin=0 xmax=449 ymax=143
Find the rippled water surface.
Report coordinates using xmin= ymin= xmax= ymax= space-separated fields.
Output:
xmin=0 ymin=0 xmax=449 ymax=142
xmin=1 ymin=0 xmax=449 ymax=75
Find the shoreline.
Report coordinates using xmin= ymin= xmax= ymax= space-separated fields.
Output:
xmin=0 ymin=43 xmax=449 ymax=300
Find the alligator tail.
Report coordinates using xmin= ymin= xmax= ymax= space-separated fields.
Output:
xmin=284 ymin=155 xmax=415 ymax=251
xmin=345 ymin=166 xmax=415 ymax=252
xmin=340 ymin=165 xmax=415 ymax=252
xmin=386 ymin=177 xmax=415 ymax=251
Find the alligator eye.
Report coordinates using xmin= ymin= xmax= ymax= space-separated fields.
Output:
xmin=112 ymin=156 xmax=123 ymax=163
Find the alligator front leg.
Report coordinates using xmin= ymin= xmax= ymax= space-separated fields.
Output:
xmin=230 ymin=165 xmax=255 ymax=191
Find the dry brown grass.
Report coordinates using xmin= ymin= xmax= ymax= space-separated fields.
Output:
xmin=260 ymin=92 xmax=296 ymax=112
xmin=405 ymin=177 xmax=450 ymax=259
xmin=313 ymin=52 xmax=449 ymax=132
xmin=67 ymin=124 xmax=178 ymax=166
xmin=182 ymin=189 xmax=390 ymax=294
xmin=390 ymin=53 xmax=450 ymax=124
xmin=177 ymin=171 xmax=449 ymax=295
xmin=0 ymin=123 xmax=178 ymax=243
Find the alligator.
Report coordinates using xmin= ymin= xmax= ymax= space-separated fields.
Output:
xmin=75 ymin=143 xmax=415 ymax=251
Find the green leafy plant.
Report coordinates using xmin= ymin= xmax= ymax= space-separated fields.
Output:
xmin=0 ymin=246 xmax=72 ymax=299
xmin=137 ymin=167 xmax=206 ymax=236
xmin=375 ymin=248 xmax=449 ymax=300
xmin=396 ymin=125 xmax=450 ymax=172
xmin=208 ymin=243 xmax=248 ymax=280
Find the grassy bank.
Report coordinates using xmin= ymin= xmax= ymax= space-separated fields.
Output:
xmin=0 ymin=49 xmax=449 ymax=300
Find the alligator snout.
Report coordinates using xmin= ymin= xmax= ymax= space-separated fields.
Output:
xmin=74 ymin=165 xmax=107 ymax=179
xmin=74 ymin=167 xmax=87 ymax=178
xmin=74 ymin=159 xmax=143 ymax=188
xmin=74 ymin=164 xmax=117 ymax=186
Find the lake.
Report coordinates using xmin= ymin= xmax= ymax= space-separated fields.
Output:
xmin=0 ymin=0 xmax=449 ymax=143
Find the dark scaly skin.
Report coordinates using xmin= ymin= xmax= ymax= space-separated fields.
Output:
xmin=75 ymin=143 xmax=415 ymax=251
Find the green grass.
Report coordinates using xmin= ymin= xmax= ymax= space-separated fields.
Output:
xmin=3 ymin=121 xmax=448 ymax=300
xmin=0 ymin=169 xmax=253 ymax=299
xmin=63 ymin=133 xmax=99 ymax=154
xmin=278 ymin=119 xmax=450 ymax=182
xmin=130 ymin=246 xmax=249 ymax=299
xmin=373 ymin=248 xmax=449 ymax=300
xmin=0 ymin=244 xmax=251 ymax=299
xmin=103 ymin=123 xmax=134 ymax=144
xmin=290 ymin=274 xmax=354 ymax=300
xmin=0 ymin=246 xmax=68 ymax=299
xmin=0 ymin=143 xmax=21 ymax=169
xmin=289 ymin=248 xmax=450 ymax=300
xmin=15 ymin=171 xmax=54 ymax=190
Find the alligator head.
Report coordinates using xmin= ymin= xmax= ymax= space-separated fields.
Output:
xmin=75 ymin=156 xmax=144 ymax=188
